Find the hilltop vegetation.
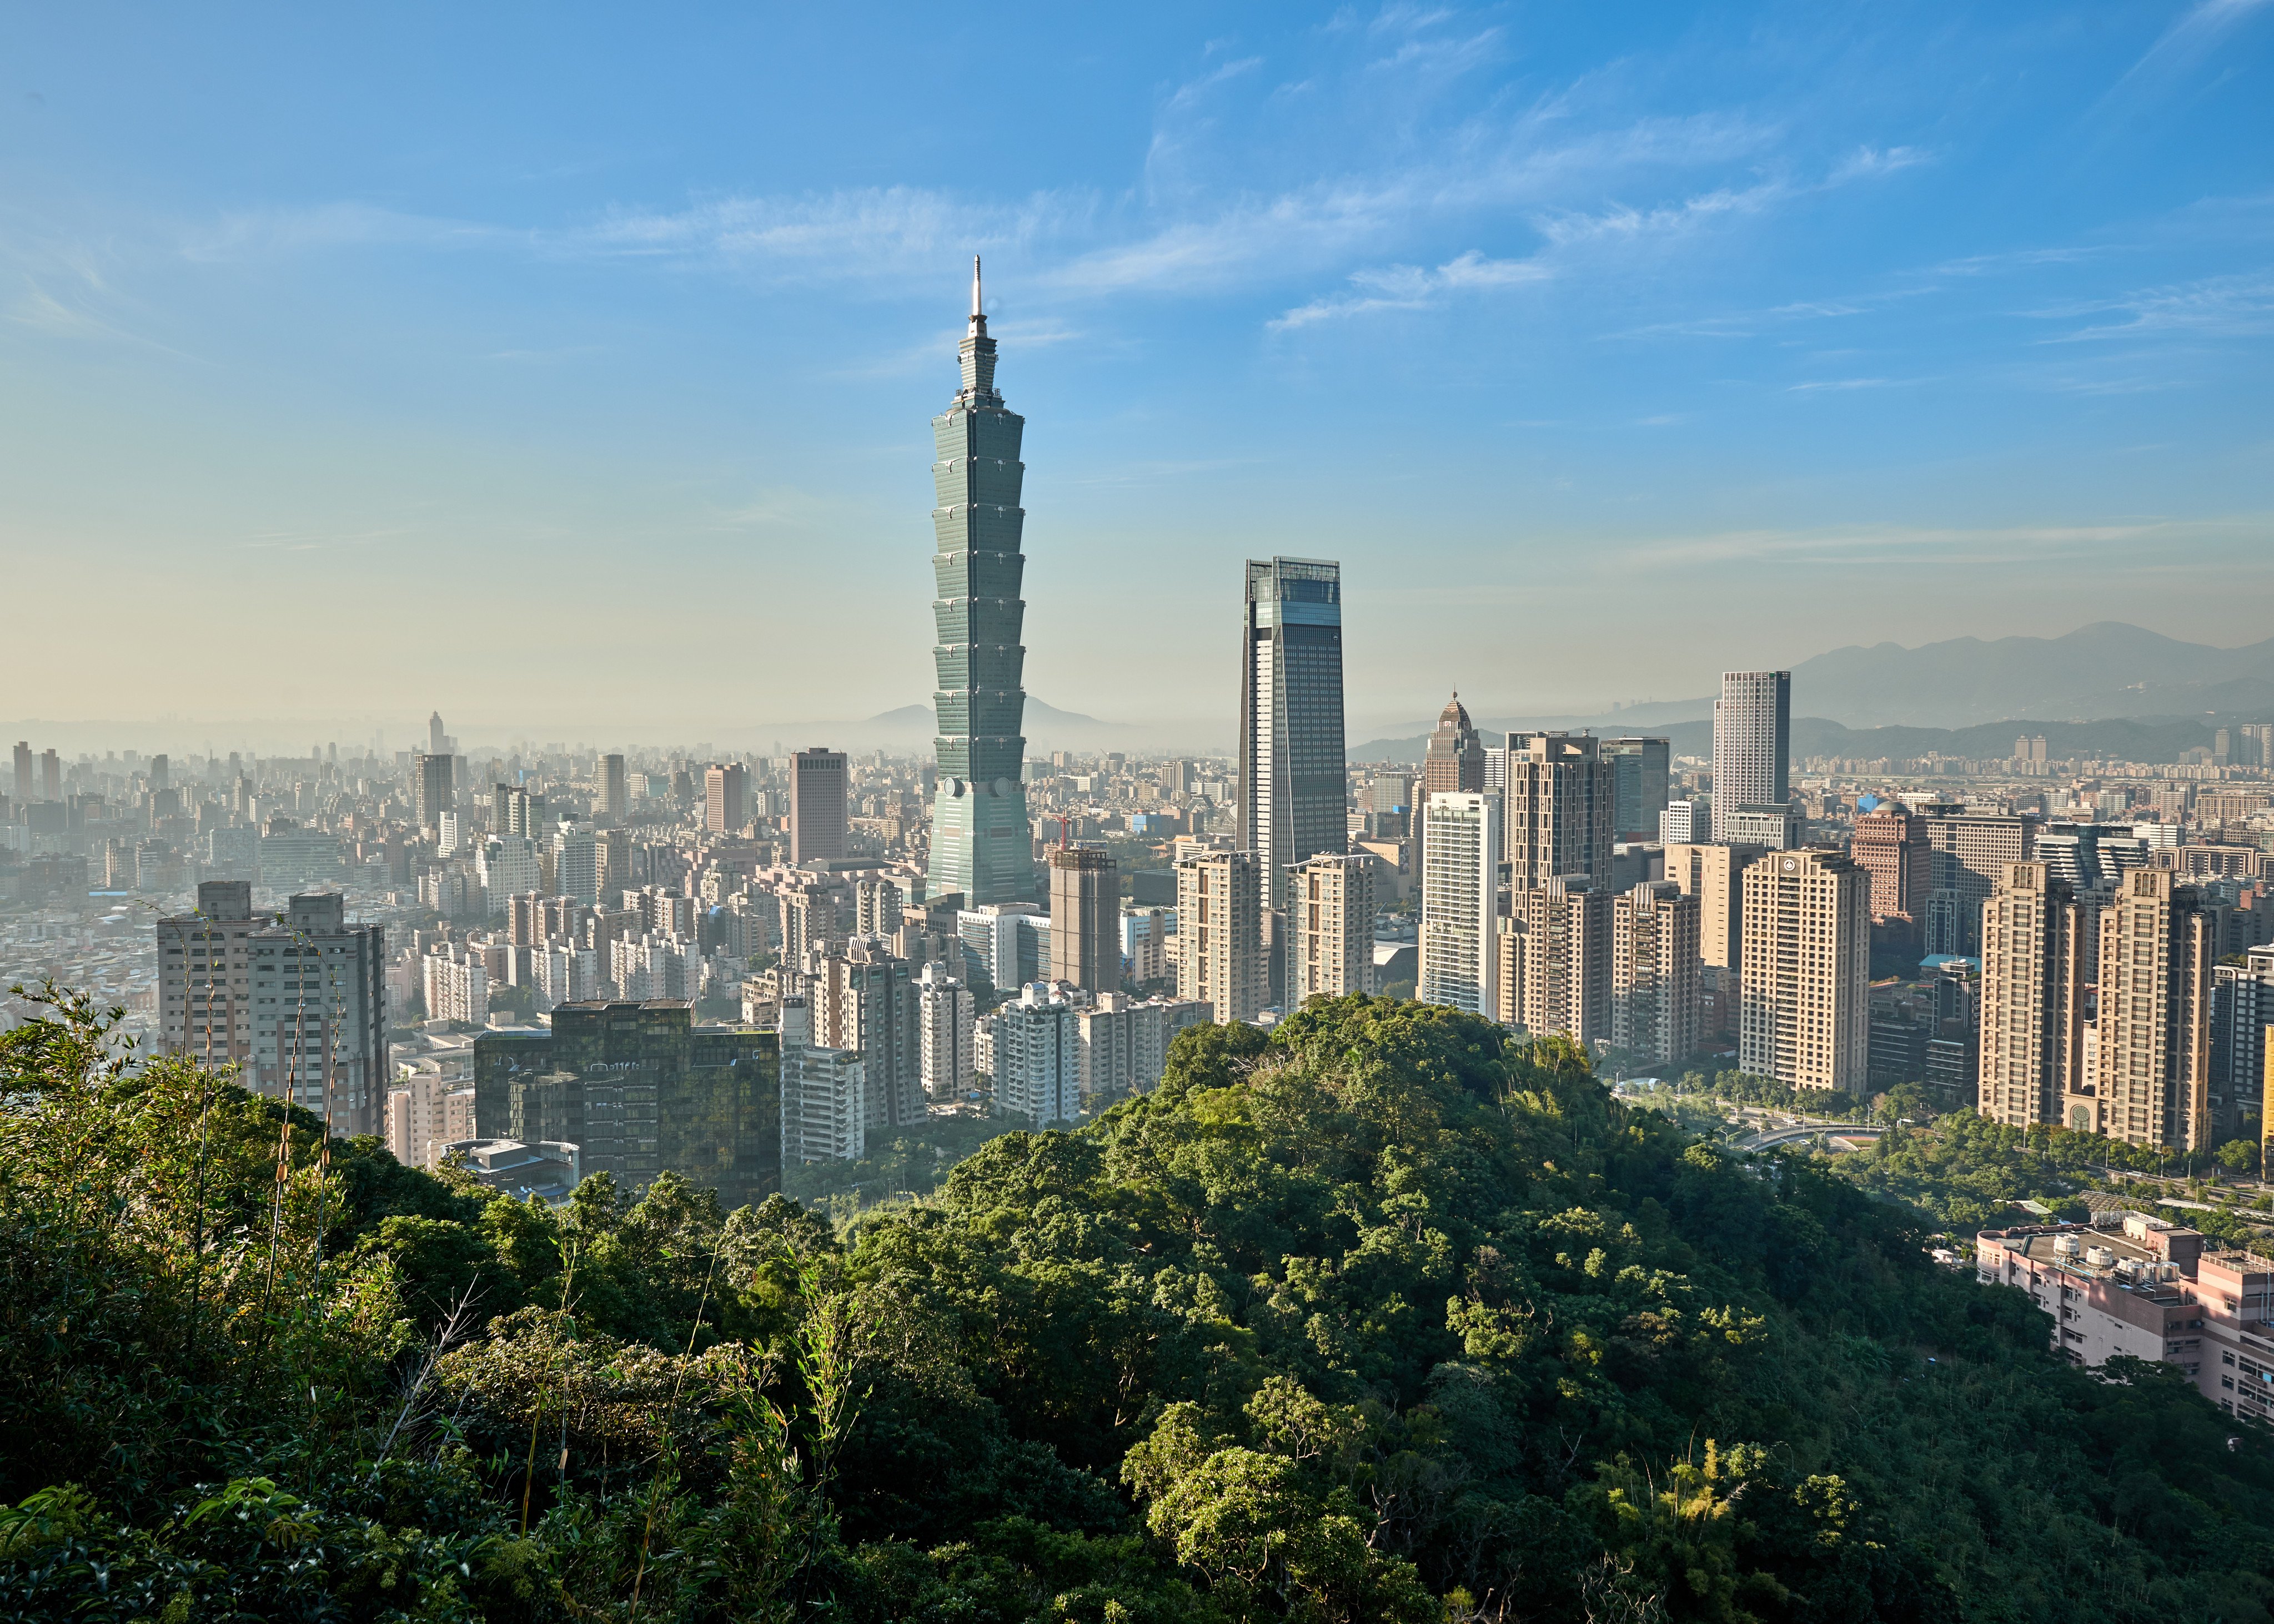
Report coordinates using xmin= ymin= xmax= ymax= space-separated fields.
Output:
xmin=3 ymin=984 xmax=2271 ymax=1621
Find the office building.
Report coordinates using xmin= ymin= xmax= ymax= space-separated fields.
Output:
xmin=156 ymin=879 xmax=264 ymax=1069
xmin=1419 ymin=792 xmax=1501 ymax=1016
xmin=1610 ymin=881 xmax=1701 ymax=1066
xmin=1175 ymin=849 xmax=1264 ymax=1024
xmin=10 ymin=741 xmax=30 ymax=803
xmin=41 ymin=748 xmax=61 ymax=802
xmin=1919 ymin=805 xmax=2037 ymax=958
xmin=1850 ymin=805 xmax=1931 ymax=929
xmin=413 ymin=752 xmax=454 ymax=837
xmin=2036 ymin=822 xmax=2151 ymax=896
xmin=1504 ymin=731 xmax=1616 ymax=888
xmin=1237 ymin=556 xmax=1346 ymax=911
xmin=1048 ymin=844 xmax=1122 ymax=995
xmin=476 ymin=1000 xmax=780 ymax=1199
xmin=1500 ymin=876 xmax=1610 ymax=1043
xmin=1287 ymin=852 xmax=1375 ymax=1004
xmin=428 ymin=711 xmax=448 ymax=756
xmin=1605 ymin=737 xmax=1671 ymax=842
xmin=956 ymin=901 xmax=1050 ymax=991
xmin=1739 ymin=850 xmax=1870 ymax=1092
xmin=2092 ymin=868 xmax=2214 ymax=1150
xmin=1710 ymin=672 xmax=1790 ymax=841
xmin=1720 ymin=804 xmax=1800 ymax=851
xmin=918 ymin=961 xmax=977 ymax=1102
xmin=1075 ymin=993 xmax=1211 ymax=1104
xmin=1658 ymin=800 xmax=1704 ymax=844
xmin=926 ymin=259 xmax=1039 ymax=907
xmin=244 ymin=892 xmax=389 ymax=1137
xmin=1976 ymin=862 xmax=2091 ymax=1129
xmin=705 ymin=763 xmax=748 ymax=834
xmin=600 ymin=754 xmax=628 ymax=822
xmin=991 ymin=983 xmax=1080 ymax=1127
xmin=1663 ymin=842 xmax=1764 ymax=973
xmin=790 ymin=748 xmax=848 ymax=865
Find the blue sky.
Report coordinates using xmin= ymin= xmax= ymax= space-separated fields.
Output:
xmin=3 ymin=2 xmax=2270 ymax=747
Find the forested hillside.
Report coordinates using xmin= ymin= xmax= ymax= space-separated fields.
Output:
xmin=3 ymin=984 xmax=2269 ymax=1621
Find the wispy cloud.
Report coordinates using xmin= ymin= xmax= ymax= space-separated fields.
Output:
xmin=1627 ymin=516 xmax=2269 ymax=569
xmin=2102 ymin=0 xmax=2274 ymax=109
xmin=1271 ymin=248 xmax=1548 ymax=327
xmin=180 ymin=202 xmax=507 ymax=262
xmin=2034 ymin=271 xmax=2274 ymax=341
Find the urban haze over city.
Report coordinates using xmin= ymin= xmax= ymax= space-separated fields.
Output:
xmin=4 ymin=7 xmax=2274 ymax=1619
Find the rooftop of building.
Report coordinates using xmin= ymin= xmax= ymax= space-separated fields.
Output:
xmin=1979 ymin=1218 xmax=2197 ymax=1296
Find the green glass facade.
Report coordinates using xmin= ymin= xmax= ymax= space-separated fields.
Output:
xmin=927 ymin=261 xmax=1038 ymax=906
xmin=471 ymin=1000 xmax=779 ymax=1211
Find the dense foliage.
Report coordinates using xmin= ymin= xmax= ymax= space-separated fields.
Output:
xmin=4 ymin=983 xmax=2273 ymax=1621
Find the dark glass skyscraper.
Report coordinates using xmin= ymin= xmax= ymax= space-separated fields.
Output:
xmin=927 ymin=259 xmax=1037 ymax=906
xmin=1238 ymin=557 xmax=1346 ymax=911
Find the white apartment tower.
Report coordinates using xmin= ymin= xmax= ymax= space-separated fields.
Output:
xmin=1420 ymin=792 xmax=1502 ymax=1017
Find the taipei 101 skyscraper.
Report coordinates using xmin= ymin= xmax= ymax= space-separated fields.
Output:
xmin=926 ymin=258 xmax=1038 ymax=906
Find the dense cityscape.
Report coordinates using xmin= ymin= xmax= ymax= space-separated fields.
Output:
xmin=6 ymin=8 xmax=2274 ymax=1618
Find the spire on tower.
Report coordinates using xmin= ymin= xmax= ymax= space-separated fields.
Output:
xmin=971 ymin=255 xmax=982 ymax=318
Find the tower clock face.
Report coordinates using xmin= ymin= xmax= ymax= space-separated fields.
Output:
xmin=1783 ymin=857 xmax=1798 ymax=873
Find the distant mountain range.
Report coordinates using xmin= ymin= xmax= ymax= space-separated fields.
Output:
xmin=1349 ymin=622 xmax=2274 ymax=760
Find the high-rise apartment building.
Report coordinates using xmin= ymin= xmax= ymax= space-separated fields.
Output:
xmin=1175 ymin=849 xmax=1264 ymax=1024
xmin=2092 ymin=868 xmax=2213 ymax=1150
xmin=1075 ymin=993 xmax=1211 ymax=1104
xmin=553 ymin=824 xmax=600 ymax=904
xmin=1504 ymin=731 xmax=1616 ymax=888
xmin=1286 ymin=852 xmax=1375 ymax=1004
xmin=1662 ymin=842 xmax=1765 ymax=973
xmin=40 ymin=748 xmax=60 ymax=802
xmin=1976 ymin=862 xmax=2091 ymax=1130
xmin=705 ymin=763 xmax=748 ymax=834
xmin=1237 ymin=556 xmax=1346 ymax=911
xmin=1047 ymin=844 xmax=1121 ymax=995
xmin=1610 ymin=880 xmax=1701 ymax=1066
xmin=385 ymin=1075 xmax=475 ymax=1172
xmin=1605 ymin=737 xmax=1671 ymax=842
xmin=1710 ymin=671 xmax=1790 ymax=841
xmin=918 ymin=961 xmax=977 ymax=1103
xmin=1739 ymin=849 xmax=1870 ymax=1092
xmin=600 ymin=754 xmax=628 ymax=821
xmin=1419 ymin=792 xmax=1500 ymax=1017
xmin=990 ymin=983 xmax=1080 ymax=1127
xmin=955 ymin=902 xmax=1049 ymax=991
xmin=778 ymin=995 xmax=866 ymax=1164
xmin=790 ymin=748 xmax=848 ymax=865
xmin=2212 ymin=946 xmax=2274 ymax=1149
xmin=1499 ymin=877 xmax=1610 ymax=1043
xmin=413 ymin=752 xmax=454 ymax=837
xmin=157 ymin=879 xmax=263 ymax=1069
xmin=246 ymin=892 xmax=390 ymax=1137
xmin=11 ymin=741 xmax=30 ymax=803
xmin=855 ymin=874 xmax=905 ymax=938
xmin=478 ymin=836 xmax=540 ymax=916
xmin=926 ymin=259 xmax=1038 ymax=907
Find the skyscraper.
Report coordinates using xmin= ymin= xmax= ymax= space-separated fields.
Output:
xmin=926 ymin=258 xmax=1038 ymax=906
xmin=705 ymin=763 xmax=748 ymax=834
xmin=1419 ymin=791 xmax=1500 ymax=1016
xmin=1850 ymin=804 xmax=1931 ymax=932
xmin=11 ymin=741 xmax=31 ymax=803
xmin=2092 ymin=868 xmax=2213 ymax=1150
xmin=413 ymin=752 xmax=454 ymax=837
xmin=1739 ymin=849 xmax=1870 ymax=1092
xmin=1414 ymin=696 xmax=1485 ymax=992
xmin=1504 ymin=731 xmax=1616 ymax=888
xmin=1711 ymin=671 xmax=1790 ymax=841
xmin=428 ymin=711 xmax=447 ymax=756
xmin=789 ymin=748 xmax=847 ymax=864
xmin=601 ymin=753 xmax=628 ymax=821
xmin=1237 ymin=557 xmax=1346 ymax=910
xmin=1047 ymin=844 xmax=1121 ymax=995
xmin=1977 ymin=861 xmax=2090 ymax=1130
xmin=1500 ymin=876 xmax=1609 ymax=1042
